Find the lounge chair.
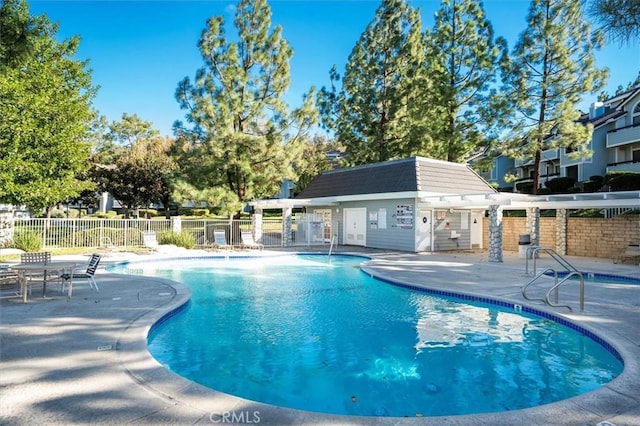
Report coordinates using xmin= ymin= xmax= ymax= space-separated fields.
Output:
xmin=61 ymin=253 xmax=101 ymax=292
xmin=143 ymin=231 xmax=158 ymax=249
xmin=614 ymin=243 xmax=640 ymax=265
xmin=241 ymin=231 xmax=263 ymax=250
xmin=213 ymin=230 xmax=233 ymax=250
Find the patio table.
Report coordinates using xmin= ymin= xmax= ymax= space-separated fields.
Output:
xmin=11 ymin=261 xmax=79 ymax=303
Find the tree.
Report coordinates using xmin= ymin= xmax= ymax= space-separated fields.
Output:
xmin=174 ymin=0 xmax=317 ymax=217
xmin=588 ymin=0 xmax=640 ymax=45
xmin=93 ymin=114 xmax=177 ymax=218
xmin=426 ymin=0 xmax=507 ymax=162
xmin=499 ymin=0 xmax=608 ymax=194
xmin=318 ymin=0 xmax=433 ymax=165
xmin=0 ymin=0 xmax=46 ymax=67
xmin=292 ymin=135 xmax=343 ymax=195
xmin=0 ymin=4 xmax=97 ymax=215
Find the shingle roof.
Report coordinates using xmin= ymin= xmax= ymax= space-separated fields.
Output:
xmin=295 ymin=157 xmax=496 ymax=199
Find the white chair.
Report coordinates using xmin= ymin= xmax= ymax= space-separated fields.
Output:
xmin=213 ymin=230 xmax=233 ymax=250
xmin=61 ymin=253 xmax=101 ymax=292
xmin=241 ymin=231 xmax=263 ymax=250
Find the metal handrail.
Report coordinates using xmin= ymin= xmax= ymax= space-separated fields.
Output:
xmin=545 ymin=271 xmax=585 ymax=312
xmin=522 ymin=268 xmax=558 ymax=303
xmin=328 ymin=235 xmax=336 ymax=257
xmin=522 ymin=246 xmax=584 ymax=311
xmin=525 ymin=246 xmax=580 ymax=276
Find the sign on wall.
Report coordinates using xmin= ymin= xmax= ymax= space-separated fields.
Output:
xmin=395 ymin=204 xmax=413 ymax=229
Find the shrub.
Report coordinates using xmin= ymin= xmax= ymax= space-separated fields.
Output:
xmin=158 ymin=230 xmax=195 ymax=249
xmin=544 ymin=176 xmax=576 ymax=193
xmin=94 ymin=210 xmax=118 ymax=218
xmin=193 ymin=208 xmax=210 ymax=217
xmin=515 ymin=181 xmax=534 ymax=194
xmin=12 ymin=230 xmax=42 ymax=252
xmin=606 ymin=172 xmax=640 ymax=191
xmin=63 ymin=227 xmax=144 ymax=247
xmin=50 ymin=209 xmax=66 ymax=218
xmin=139 ymin=209 xmax=158 ymax=218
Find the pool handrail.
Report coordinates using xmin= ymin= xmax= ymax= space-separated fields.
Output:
xmin=522 ymin=268 xmax=558 ymax=304
xmin=523 ymin=246 xmax=585 ymax=311
xmin=525 ymin=245 xmax=580 ymax=276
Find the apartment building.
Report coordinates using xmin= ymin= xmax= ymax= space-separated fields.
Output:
xmin=478 ymin=86 xmax=640 ymax=192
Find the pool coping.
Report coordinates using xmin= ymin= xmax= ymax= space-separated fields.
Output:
xmin=115 ymin=252 xmax=640 ymax=425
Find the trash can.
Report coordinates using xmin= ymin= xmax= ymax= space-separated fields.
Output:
xmin=518 ymin=234 xmax=531 ymax=259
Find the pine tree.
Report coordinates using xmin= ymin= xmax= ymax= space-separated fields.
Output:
xmin=589 ymin=0 xmax=640 ymax=45
xmin=318 ymin=0 xmax=432 ymax=165
xmin=500 ymin=0 xmax=608 ymax=194
xmin=174 ymin=0 xmax=316 ymax=217
xmin=426 ymin=0 xmax=506 ymax=163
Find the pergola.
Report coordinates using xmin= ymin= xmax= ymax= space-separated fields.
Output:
xmin=251 ymin=190 xmax=640 ymax=261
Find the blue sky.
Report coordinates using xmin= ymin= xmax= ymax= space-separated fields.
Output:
xmin=29 ymin=0 xmax=640 ymax=137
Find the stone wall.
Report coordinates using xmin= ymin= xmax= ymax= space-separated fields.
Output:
xmin=0 ymin=205 xmax=14 ymax=247
xmin=483 ymin=214 xmax=640 ymax=259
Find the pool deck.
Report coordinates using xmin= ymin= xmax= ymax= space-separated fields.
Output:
xmin=1 ymin=247 xmax=639 ymax=425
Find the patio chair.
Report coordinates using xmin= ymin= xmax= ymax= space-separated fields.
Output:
xmin=213 ymin=230 xmax=233 ymax=250
xmin=61 ymin=253 xmax=102 ymax=292
xmin=20 ymin=251 xmax=56 ymax=294
xmin=241 ymin=231 xmax=263 ymax=250
xmin=0 ymin=266 xmax=20 ymax=299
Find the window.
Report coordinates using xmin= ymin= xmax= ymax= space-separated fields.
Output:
xmin=633 ymin=150 xmax=640 ymax=163
xmin=634 ymin=103 xmax=640 ymax=126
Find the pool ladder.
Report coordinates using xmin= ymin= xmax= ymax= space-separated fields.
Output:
xmin=522 ymin=246 xmax=584 ymax=311
xmin=328 ymin=235 xmax=336 ymax=257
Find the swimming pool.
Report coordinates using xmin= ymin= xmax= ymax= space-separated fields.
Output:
xmin=108 ymin=254 xmax=623 ymax=418
xmin=551 ymin=271 xmax=640 ymax=285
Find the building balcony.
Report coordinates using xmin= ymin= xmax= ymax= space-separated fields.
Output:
xmin=513 ymin=148 xmax=560 ymax=167
xmin=606 ymin=160 xmax=640 ymax=173
xmin=607 ymin=123 xmax=640 ymax=148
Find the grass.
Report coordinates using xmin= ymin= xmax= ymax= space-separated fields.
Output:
xmin=0 ymin=246 xmax=151 ymax=262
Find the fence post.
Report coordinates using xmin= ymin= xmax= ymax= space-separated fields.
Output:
xmin=172 ymin=216 xmax=182 ymax=233
xmin=0 ymin=205 xmax=14 ymax=247
xmin=253 ymin=209 xmax=263 ymax=243
xmin=283 ymin=207 xmax=292 ymax=247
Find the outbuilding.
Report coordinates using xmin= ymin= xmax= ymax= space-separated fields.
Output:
xmin=255 ymin=156 xmax=498 ymax=252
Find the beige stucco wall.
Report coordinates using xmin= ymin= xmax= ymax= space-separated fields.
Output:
xmin=483 ymin=214 xmax=639 ymax=259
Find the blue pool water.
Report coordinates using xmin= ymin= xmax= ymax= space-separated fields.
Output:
xmin=551 ymin=271 xmax=640 ymax=285
xmin=108 ymin=254 xmax=623 ymax=417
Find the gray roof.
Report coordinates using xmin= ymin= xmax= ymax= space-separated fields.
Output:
xmin=296 ymin=157 xmax=496 ymax=199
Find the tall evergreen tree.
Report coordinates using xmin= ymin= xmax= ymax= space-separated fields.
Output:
xmin=588 ymin=0 xmax=640 ymax=45
xmin=500 ymin=0 xmax=608 ymax=194
xmin=174 ymin=0 xmax=316 ymax=217
xmin=318 ymin=0 xmax=432 ymax=165
xmin=0 ymin=0 xmax=45 ymax=67
xmin=426 ymin=0 xmax=506 ymax=162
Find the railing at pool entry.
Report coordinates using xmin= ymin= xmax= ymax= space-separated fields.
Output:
xmin=522 ymin=246 xmax=585 ymax=311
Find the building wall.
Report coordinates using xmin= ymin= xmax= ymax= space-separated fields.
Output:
xmin=433 ymin=210 xmax=471 ymax=251
xmin=482 ymin=214 xmax=639 ymax=259
xmin=349 ymin=199 xmax=416 ymax=251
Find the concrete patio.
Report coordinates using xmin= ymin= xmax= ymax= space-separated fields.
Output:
xmin=1 ymin=248 xmax=639 ymax=425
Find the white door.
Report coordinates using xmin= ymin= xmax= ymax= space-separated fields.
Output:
xmin=470 ymin=211 xmax=483 ymax=249
xmin=313 ymin=209 xmax=332 ymax=242
xmin=416 ymin=209 xmax=432 ymax=251
xmin=344 ymin=208 xmax=366 ymax=246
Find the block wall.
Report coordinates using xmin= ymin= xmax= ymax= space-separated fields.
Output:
xmin=483 ymin=215 xmax=639 ymax=259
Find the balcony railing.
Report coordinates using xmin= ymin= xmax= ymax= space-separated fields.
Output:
xmin=606 ymin=160 xmax=640 ymax=173
xmin=607 ymin=122 xmax=640 ymax=148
